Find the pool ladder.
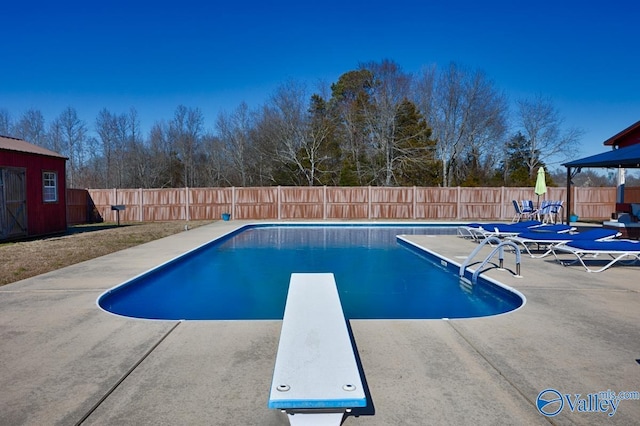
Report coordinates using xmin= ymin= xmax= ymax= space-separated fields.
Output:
xmin=459 ymin=237 xmax=522 ymax=285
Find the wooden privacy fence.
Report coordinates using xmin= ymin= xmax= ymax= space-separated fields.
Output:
xmin=65 ymin=186 xmax=630 ymax=225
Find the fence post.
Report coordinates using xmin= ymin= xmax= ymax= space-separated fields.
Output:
xmin=457 ymin=186 xmax=461 ymax=220
xmin=413 ymin=186 xmax=417 ymax=219
xmin=278 ymin=186 xmax=281 ymax=220
xmin=113 ymin=188 xmax=118 ymax=223
xmin=185 ymin=187 xmax=190 ymax=221
xmin=323 ymin=186 xmax=327 ymax=220
xmin=368 ymin=186 xmax=372 ymax=219
xmin=139 ymin=188 xmax=143 ymax=222
xmin=232 ymin=187 xmax=236 ymax=219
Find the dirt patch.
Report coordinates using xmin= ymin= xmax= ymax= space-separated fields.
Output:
xmin=0 ymin=221 xmax=213 ymax=286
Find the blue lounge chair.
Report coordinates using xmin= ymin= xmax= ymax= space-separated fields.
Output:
xmin=458 ymin=220 xmax=542 ymax=240
xmin=551 ymin=239 xmax=640 ymax=273
xmin=526 ymin=224 xmax=575 ymax=233
xmin=458 ymin=221 xmax=573 ymax=243
xmin=508 ymin=228 xmax=621 ymax=258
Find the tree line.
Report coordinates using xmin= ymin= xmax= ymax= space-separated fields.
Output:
xmin=1 ymin=60 xmax=585 ymax=189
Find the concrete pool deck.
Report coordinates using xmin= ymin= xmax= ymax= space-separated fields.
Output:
xmin=0 ymin=221 xmax=638 ymax=425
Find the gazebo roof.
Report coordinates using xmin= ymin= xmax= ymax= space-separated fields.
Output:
xmin=563 ymin=143 xmax=640 ymax=169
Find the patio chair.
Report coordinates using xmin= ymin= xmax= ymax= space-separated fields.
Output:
xmin=551 ymin=239 xmax=640 ymax=273
xmin=539 ymin=200 xmax=564 ymax=224
xmin=521 ymin=200 xmax=538 ymax=220
xmin=508 ymin=228 xmax=620 ymax=258
xmin=538 ymin=200 xmax=553 ymax=223
xmin=512 ymin=200 xmax=525 ymax=222
xmin=549 ymin=201 xmax=564 ymax=224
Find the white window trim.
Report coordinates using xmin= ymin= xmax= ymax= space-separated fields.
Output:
xmin=43 ymin=171 xmax=58 ymax=203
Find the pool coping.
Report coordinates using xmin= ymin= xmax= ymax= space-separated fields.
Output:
xmin=0 ymin=220 xmax=638 ymax=425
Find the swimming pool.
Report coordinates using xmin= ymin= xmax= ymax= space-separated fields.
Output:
xmin=98 ymin=224 xmax=524 ymax=320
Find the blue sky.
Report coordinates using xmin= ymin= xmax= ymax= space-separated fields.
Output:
xmin=2 ymin=0 xmax=639 ymax=163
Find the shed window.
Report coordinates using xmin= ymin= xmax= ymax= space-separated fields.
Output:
xmin=43 ymin=171 xmax=58 ymax=202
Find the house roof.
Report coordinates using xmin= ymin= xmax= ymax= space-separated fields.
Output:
xmin=603 ymin=119 xmax=640 ymax=147
xmin=0 ymin=135 xmax=67 ymax=159
xmin=563 ymin=143 xmax=640 ymax=168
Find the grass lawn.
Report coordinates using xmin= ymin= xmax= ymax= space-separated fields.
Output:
xmin=0 ymin=221 xmax=213 ymax=286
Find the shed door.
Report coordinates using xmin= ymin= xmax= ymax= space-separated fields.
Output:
xmin=0 ymin=168 xmax=28 ymax=239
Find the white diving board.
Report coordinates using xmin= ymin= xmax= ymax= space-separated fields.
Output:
xmin=268 ymin=273 xmax=366 ymax=426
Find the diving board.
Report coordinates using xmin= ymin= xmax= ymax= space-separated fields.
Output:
xmin=269 ymin=273 xmax=366 ymax=425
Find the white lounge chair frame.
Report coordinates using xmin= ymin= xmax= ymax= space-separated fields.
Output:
xmin=551 ymin=240 xmax=640 ymax=273
xmin=463 ymin=222 xmax=574 ymax=245
xmin=508 ymin=229 xmax=620 ymax=258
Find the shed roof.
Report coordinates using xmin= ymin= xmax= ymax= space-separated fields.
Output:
xmin=0 ymin=135 xmax=67 ymax=159
xmin=603 ymin=119 xmax=640 ymax=147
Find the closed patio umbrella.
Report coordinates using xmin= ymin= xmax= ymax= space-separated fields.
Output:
xmin=534 ymin=166 xmax=547 ymax=207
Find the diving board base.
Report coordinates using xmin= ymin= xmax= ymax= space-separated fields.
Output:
xmin=286 ymin=411 xmax=344 ymax=426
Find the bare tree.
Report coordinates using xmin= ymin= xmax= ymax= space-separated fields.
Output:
xmin=258 ymin=81 xmax=331 ymax=186
xmin=127 ymin=107 xmax=142 ymax=148
xmin=455 ymin=72 xmax=508 ymax=185
xmin=516 ymin=94 xmax=582 ymax=178
xmin=13 ymin=109 xmax=47 ymax=147
xmin=169 ymin=105 xmax=204 ymax=187
xmin=94 ymin=107 xmax=144 ymax=188
xmin=147 ymin=121 xmax=179 ymax=188
xmin=79 ymin=136 xmax=103 ymax=188
xmin=55 ymin=107 xmax=88 ymax=188
xmin=360 ymin=59 xmax=424 ymax=186
xmin=95 ymin=109 xmax=117 ymax=187
xmin=216 ymin=102 xmax=254 ymax=186
xmin=47 ymin=119 xmax=64 ymax=157
xmin=200 ymin=132 xmax=229 ymax=186
xmin=124 ymin=108 xmax=149 ymax=187
xmin=415 ymin=62 xmax=507 ymax=187
xmin=113 ymin=112 xmax=131 ymax=187
xmin=0 ymin=109 xmax=11 ymax=135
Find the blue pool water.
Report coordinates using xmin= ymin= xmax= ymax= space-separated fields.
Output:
xmin=98 ymin=224 xmax=523 ymax=320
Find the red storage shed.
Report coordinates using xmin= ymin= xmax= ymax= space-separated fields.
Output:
xmin=603 ymin=119 xmax=640 ymax=148
xmin=0 ymin=135 xmax=68 ymax=241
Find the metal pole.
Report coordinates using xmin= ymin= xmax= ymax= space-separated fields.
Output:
xmin=566 ymin=167 xmax=572 ymax=224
